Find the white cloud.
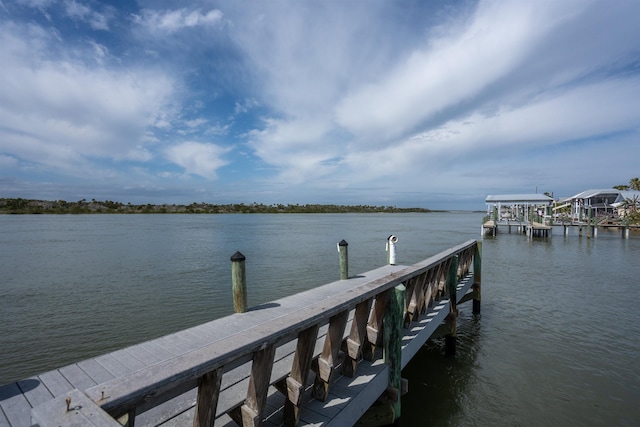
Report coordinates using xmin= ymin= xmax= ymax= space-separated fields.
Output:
xmin=0 ymin=21 xmax=176 ymax=174
xmin=164 ymin=142 xmax=229 ymax=179
xmin=339 ymin=75 xmax=640 ymax=185
xmin=15 ymin=0 xmax=55 ymax=8
xmin=234 ymin=99 xmax=259 ymax=115
xmin=334 ymin=1 xmax=586 ymax=142
xmin=205 ymin=124 xmax=230 ymax=136
xmin=64 ymin=0 xmax=111 ymax=31
xmin=89 ymin=40 xmax=109 ymax=64
xmin=184 ymin=118 xmax=208 ymax=129
xmin=230 ymin=0 xmax=640 ymax=202
xmin=133 ymin=8 xmax=223 ymax=34
xmin=246 ymin=115 xmax=342 ymax=184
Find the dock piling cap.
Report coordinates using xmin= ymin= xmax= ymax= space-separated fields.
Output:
xmin=230 ymin=251 xmax=245 ymax=262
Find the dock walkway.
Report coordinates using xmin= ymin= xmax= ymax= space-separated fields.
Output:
xmin=1 ymin=240 xmax=481 ymax=427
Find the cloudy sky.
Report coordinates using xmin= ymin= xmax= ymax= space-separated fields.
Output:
xmin=1 ymin=0 xmax=639 ymax=209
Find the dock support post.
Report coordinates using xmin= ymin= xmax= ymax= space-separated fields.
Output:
xmin=313 ymin=310 xmax=349 ymax=401
xmin=473 ymin=242 xmax=481 ymax=315
xmin=343 ymin=299 xmax=373 ymax=377
xmin=193 ymin=368 xmax=224 ymax=427
xmin=445 ymin=256 xmax=459 ymax=356
xmin=338 ymin=239 xmax=349 ymax=280
xmin=231 ymin=251 xmax=247 ymax=313
xmin=282 ymin=324 xmax=320 ymax=426
xmin=383 ymin=284 xmax=405 ymax=424
xmin=236 ymin=345 xmax=276 ymax=427
xmin=445 ymin=314 xmax=457 ymax=356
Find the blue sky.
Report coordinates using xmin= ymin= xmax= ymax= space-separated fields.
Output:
xmin=1 ymin=0 xmax=639 ymax=210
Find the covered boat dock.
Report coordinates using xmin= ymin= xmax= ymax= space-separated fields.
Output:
xmin=484 ymin=194 xmax=554 ymax=236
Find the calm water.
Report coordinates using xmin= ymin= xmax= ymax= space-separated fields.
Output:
xmin=1 ymin=213 xmax=639 ymax=426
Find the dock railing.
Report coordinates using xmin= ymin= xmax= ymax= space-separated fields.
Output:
xmin=31 ymin=239 xmax=480 ymax=427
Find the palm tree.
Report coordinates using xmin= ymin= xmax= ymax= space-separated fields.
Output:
xmin=614 ymin=177 xmax=640 ymax=191
xmin=621 ymin=195 xmax=640 ymax=223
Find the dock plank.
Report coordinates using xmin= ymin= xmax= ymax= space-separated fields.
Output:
xmin=157 ymin=333 xmax=198 ymax=355
xmin=123 ymin=344 xmax=167 ymax=366
xmin=77 ymin=359 xmax=116 ymax=385
xmin=95 ymin=354 xmax=131 ymax=378
xmin=149 ymin=337 xmax=187 ymax=358
xmin=16 ymin=378 xmax=52 ymax=408
xmin=0 ymin=408 xmax=10 ymax=427
xmin=306 ymin=361 xmax=388 ymax=422
xmin=38 ymin=370 xmax=73 ymax=397
xmin=31 ymin=389 xmax=121 ymax=427
xmin=138 ymin=339 xmax=177 ymax=360
xmin=109 ymin=349 xmax=147 ymax=372
xmin=58 ymin=364 xmax=97 ymax=392
xmin=171 ymin=329 xmax=207 ymax=347
xmin=0 ymin=383 xmax=31 ymax=427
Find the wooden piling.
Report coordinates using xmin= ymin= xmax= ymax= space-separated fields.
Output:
xmin=445 ymin=256 xmax=458 ymax=356
xmin=473 ymin=242 xmax=481 ymax=315
xmin=444 ymin=314 xmax=457 ymax=357
xmin=231 ymin=251 xmax=247 ymax=313
xmin=338 ymin=239 xmax=349 ymax=280
xmin=383 ymin=284 xmax=405 ymax=423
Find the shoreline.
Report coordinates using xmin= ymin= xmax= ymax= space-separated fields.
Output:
xmin=1 ymin=198 xmax=446 ymax=215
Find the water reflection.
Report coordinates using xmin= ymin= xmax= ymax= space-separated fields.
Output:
xmin=402 ymin=309 xmax=482 ymax=426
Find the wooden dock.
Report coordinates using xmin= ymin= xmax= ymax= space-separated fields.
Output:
xmin=482 ymin=220 xmax=551 ymax=237
xmin=1 ymin=240 xmax=481 ymax=427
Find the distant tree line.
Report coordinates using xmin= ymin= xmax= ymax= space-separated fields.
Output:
xmin=0 ymin=198 xmax=435 ymax=215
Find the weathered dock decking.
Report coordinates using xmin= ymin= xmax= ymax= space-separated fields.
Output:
xmin=1 ymin=240 xmax=481 ymax=427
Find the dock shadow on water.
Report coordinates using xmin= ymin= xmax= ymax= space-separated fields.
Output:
xmin=401 ymin=309 xmax=482 ymax=427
